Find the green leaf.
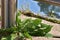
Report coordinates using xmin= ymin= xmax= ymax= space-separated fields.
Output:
xmin=41 ymin=23 xmax=52 ymax=33
xmin=32 ymin=18 xmax=42 ymax=26
xmin=45 ymin=33 xmax=53 ymax=38
xmin=44 ymin=25 xmax=52 ymax=33
xmin=23 ymin=32 xmax=32 ymax=40
xmin=11 ymin=34 xmax=17 ymax=40
xmin=16 ymin=11 xmax=21 ymax=16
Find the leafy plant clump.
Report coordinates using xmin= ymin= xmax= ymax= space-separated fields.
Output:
xmin=0 ymin=11 xmax=53 ymax=40
xmin=16 ymin=11 xmax=53 ymax=39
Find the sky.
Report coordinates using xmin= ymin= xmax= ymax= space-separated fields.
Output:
xmin=17 ymin=0 xmax=41 ymax=13
xmin=17 ymin=0 xmax=60 ymax=17
xmin=17 ymin=0 xmax=46 ymax=15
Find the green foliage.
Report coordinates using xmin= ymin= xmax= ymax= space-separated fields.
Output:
xmin=1 ymin=33 xmax=17 ymax=40
xmin=45 ymin=33 xmax=53 ymax=38
xmin=37 ymin=2 xmax=60 ymax=18
xmin=0 ymin=27 xmax=17 ymax=37
xmin=0 ymin=16 xmax=2 ymax=21
xmin=0 ymin=11 xmax=53 ymax=40
xmin=16 ymin=11 xmax=32 ymax=40
xmin=38 ymin=2 xmax=50 ymax=12
xmin=22 ymin=19 xmax=52 ymax=36
xmin=16 ymin=11 xmax=52 ymax=38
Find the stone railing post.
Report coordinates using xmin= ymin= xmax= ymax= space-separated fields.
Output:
xmin=1 ymin=0 xmax=16 ymax=28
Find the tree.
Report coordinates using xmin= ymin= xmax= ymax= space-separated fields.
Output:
xmin=37 ymin=2 xmax=60 ymax=18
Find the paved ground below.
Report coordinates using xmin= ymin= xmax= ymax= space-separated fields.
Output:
xmin=27 ymin=37 xmax=60 ymax=40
